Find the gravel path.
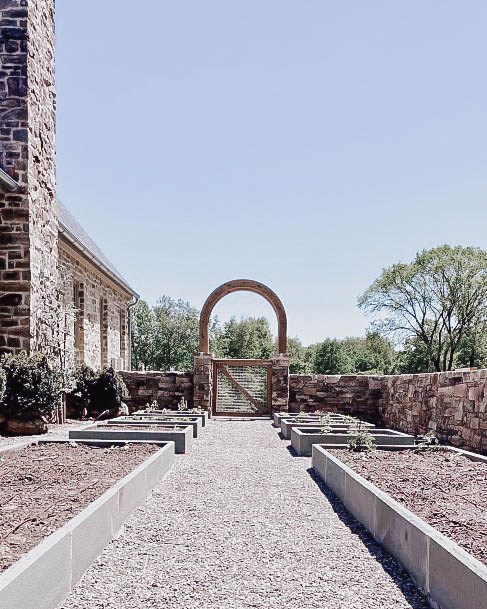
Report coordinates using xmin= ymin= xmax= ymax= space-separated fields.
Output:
xmin=0 ymin=420 xmax=93 ymax=450
xmin=60 ymin=419 xmax=429 ymax=609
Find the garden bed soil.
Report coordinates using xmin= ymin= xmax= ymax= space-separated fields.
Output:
xmin=330 ymin=448 xmax=487 ymax=565
xmin=0 ymin=442 xmax=159 ymax=572
xmin=97 ymin=424 xmax=184 ymax=431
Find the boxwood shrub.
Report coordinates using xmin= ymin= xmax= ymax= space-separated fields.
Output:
xmin=67 ymin=365 xmax=128 ymax=418
xmin=0 ymin=352 xmax=64 ymax=420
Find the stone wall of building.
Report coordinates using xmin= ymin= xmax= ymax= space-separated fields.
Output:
xmin=0 ymin=0 xmax=58 ymax=354
xmin=59 ymin=240 xmax=132 ymax=370
xmin=289 ymin=374 xmax=382 ymax=423
xmin=120 ymin=371 xmax=194 ymax=412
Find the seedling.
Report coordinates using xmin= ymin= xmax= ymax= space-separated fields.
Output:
xmin=415 ymin=430 xmax=440 ymax=449
xmin=319 ymin=413 xmax=332 ymax=435
xmin=178 ymin=396 xmax=188 ymax=411
xmin=347 ymin=420 xmax=376 ymax=452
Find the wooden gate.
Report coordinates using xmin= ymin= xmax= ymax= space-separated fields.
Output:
xmin=212 ymin=359 xmax=272 ymax=416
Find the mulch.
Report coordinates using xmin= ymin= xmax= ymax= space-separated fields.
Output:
xmin=331 ymin=448 xmax=487 ymax=565
xmin=0 ymin=442 xmax=159 ymax=572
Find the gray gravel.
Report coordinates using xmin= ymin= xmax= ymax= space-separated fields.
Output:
xmin=60 ymin=419 xmax=429 ymax=609
xmin=0 ymin=420 xmax=92 ymax=450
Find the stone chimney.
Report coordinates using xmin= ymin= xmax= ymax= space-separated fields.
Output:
xmin=0 ymin=0 xmax=58 ymax=354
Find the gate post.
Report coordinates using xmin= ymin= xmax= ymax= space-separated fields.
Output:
xmin=193 ymin=353 xmax=213 ymax=413
xmin=271 ymin=354 xmax=290 ymax=412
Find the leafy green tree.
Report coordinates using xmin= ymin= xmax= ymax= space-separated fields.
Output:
xmin=342 ymin=333 xmax=396 ymax=374
xmin=359 ymin=245 xmax=487 ymax=371
xmin=211 ymin=316 xmax=274 ymax=359
xmin=130 ymin=300 xmax=157 ymax=370
xmin=152 ymin=296 xmax=200 ymax=371
xmin=287 ymin=337 xmax=314 ymax=373
xmin=396 ymin=336 xmax=435 ymax=373
xmin=313 ymin=339 xmax=354 ymax=374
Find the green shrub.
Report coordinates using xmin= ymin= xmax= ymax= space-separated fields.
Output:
xmin=0 ymin=352 xmax=64 ymax=420
xmin=67 ymin=365 xmax=128 ymax=418
xmin=87 ymin=367 xmax=128 ymax=416
xmin=66 ymin=364 xmax=98 ymax=417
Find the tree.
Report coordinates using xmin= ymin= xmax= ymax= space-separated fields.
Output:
xmin=211 ymin=317 xmax=274 ymax=359
xmin=313 ymin=339 xmax=354 ymax=374
xmin=152 ymin=296 xmax=200 ymax=371
xmin=130 ymin=300 xmax=157 ymax=370
xmin=359 ymin=245 xmax=487 ymax=371
xmin=131 ymin=296 xmax=200 ymax=372
xmin=342 ymin=333 xmax=396 ymax=374
xmin=287 ymin=337 xmax=314 ymax=373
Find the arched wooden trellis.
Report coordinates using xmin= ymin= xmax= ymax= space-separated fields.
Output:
xmin=199 ymin=279 xmax=287 ymax=354
xmin=197 ymin=279 xmax=288 ymax=416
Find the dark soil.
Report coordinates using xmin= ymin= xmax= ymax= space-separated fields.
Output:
xmin=330 ymin=448 xmax=487 ymax=565
xmin=97 ymin=425 xmax=184 ymax=431
xmin=0 ymin=442 xmax=159 ymax=572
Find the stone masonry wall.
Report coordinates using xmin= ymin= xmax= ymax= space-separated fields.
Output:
xmin=0 ymin=0 xmax=58 ymax=354
xmin=120 ymin=367 xmax=487 ymax=454
xmin=289 ymin=374 xmax=382 ymax=423
xmin=289 ymin=370 xmax=487 ymax=454
xmin=120 ymin=371 xmax=194 ymax=412
xmin=380 ymin=369 xmax=487 ymax=454
xmin=59 ymin=240 xmax=132 ymax=370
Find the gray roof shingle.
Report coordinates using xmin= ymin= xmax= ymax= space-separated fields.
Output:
xmin=57 ymin=201 xmax=137 ymax=296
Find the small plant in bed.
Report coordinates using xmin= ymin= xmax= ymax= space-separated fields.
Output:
xmin=0 ymin=351 xmax=64 ymax=435
xmin=347 ymin=421 xmax=376 ymax=452
xmin=319 ymin=413 xmax=332 ymax=434
xmin=415 ymin=430 xmax=440 ymax=450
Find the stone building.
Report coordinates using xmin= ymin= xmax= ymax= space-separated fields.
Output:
xmin=0 ymin=0 xmax=137 ymax=370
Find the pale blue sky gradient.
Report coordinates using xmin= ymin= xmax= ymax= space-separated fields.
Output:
xmin=56 ymin=1 xmax=487 ymax=345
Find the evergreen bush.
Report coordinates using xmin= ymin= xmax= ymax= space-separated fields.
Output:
xmin=0 ymin=352 xmax=64 ymax=420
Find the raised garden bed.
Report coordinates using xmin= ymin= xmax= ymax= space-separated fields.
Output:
xmin=134 ymin=410 xmax=209 ymax=426
xmin=291 ymin=427 xmax=414 ymax=456
xmin=312 ymin=445 xmax=487 ymax=609
xmin=69 ymin=424 xmax=193 ymax=454
xmin=273 ymin=412 xmax=350 ymax=427
xmin=280 ymin=417 xmax=374 ymax=440
xmin=0 ymin=441 xmax=174 ymax=609
xmin=330 ymin=448 xmax=487 ymax=566
xmin=107 ymin=415 xmax=202 ymax=438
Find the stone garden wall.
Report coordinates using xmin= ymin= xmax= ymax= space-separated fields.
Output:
xmin=288 ymin=374 xmax=382 ymax=423
xmin=121 ymin=368 xmax=487 ymax=453
xmin=120 ymin=371 xmax=194 ymax=412
xmin=379 ymin=369 xmax=487 ymax=455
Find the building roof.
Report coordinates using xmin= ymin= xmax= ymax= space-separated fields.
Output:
xmin=57 ymin=201 xmax=138 ymax=297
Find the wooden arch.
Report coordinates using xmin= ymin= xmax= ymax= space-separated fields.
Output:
xmin=199 ymin=279 xmax=287 ymax=354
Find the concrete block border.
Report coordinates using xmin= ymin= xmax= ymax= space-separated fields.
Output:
xmin=280 ymin=418 xmax=374 ymax=440
xmin=273 ymin=412 xmax=351 ymax=428
xmin=0 ymin=441 xmax=175 ymax=609
xmin=69 ymin=424 xmax=193 ymax=454
xmin=291 ymin=427 xmax=413 ymax=456
xmin=311 ymin=445 xmax=487 ymax=609
xmin=134 ymin=410 xmax=209 ymax=426
xmin=108 ymin=415 xmax=203 ymax=438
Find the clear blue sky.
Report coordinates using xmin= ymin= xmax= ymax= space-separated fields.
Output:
xmin=56 ymin=1 xmax=487 ymax=345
